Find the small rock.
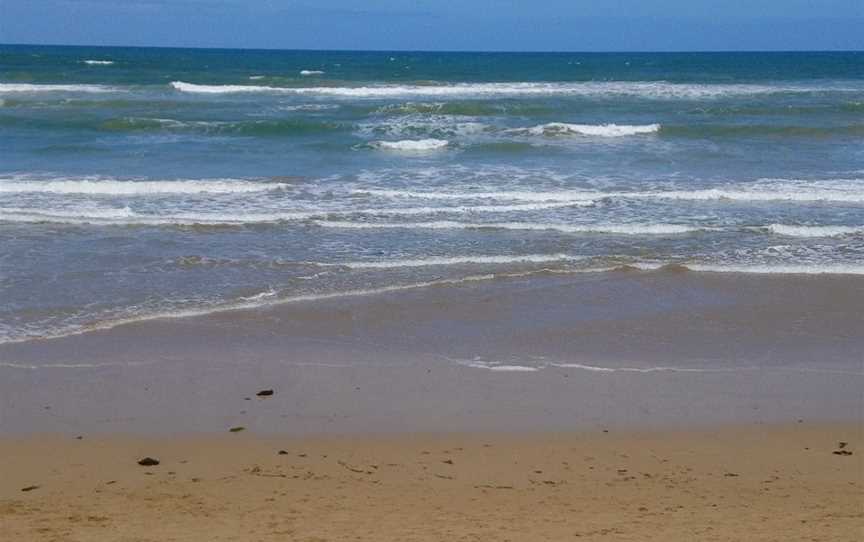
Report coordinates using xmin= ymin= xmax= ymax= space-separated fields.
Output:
xmin=442 ymin=459 xmax=454 ymax=465
xmin=278 ymin=450 xmax=289 ymax=455
xmin=138 ymin=457 xmax=160 ymax=467
xmin=256 ymin=389 xmax=274 ymax=397
xmin=833 ymin=450 xmax=853 ymax=456
xmin=229 ymin=426 xmax=245 ymax=433
xmin=21 ymin=485 xmax=39 ymax=492
xmin=838 ymin=442 xmax=848 ymax=449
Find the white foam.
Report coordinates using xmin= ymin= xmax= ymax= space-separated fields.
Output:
xmin=641 ymin=188 xmax=864 ymax=203
xmin=518 ymin=122 xmax=661 ymax=137
xmin=338 ymin=254 xmax=581 ymax=269
xmin=359 ymin=179 xmax=864 ymax=205
xmin=767 ymin=224 xmax=864 ymax=237
xmin=169 ymin=81 xmax=847 ymax=99
xmin=638 ymin=179 xmax=864 ymax=204
xmin=82 ymin=60 xmax=114 ymax=65
xmin=300 ymin=70 xmax=325 ymax=76
xmin=686 ymin=263 xmax=864 ymax=275
xmin=359 ymin=116 xmax=489 ymax=138
xmin=348 ymin=201 xmax=588 ymax=215
xmin=0 ymin=208 xmax=315 ymax=226
xmin=0 ymin=201 xmax=588 ymax=227
xmin=0 ymin=178 xmax=287 ymax=195
xmin=372 ymin=139 xmax=450 ymax=151
xmin=467 ymin=364 xmax=541 ymax=372
xmin=315 ymin=220 xmax=704 ymax=235
xmin=550 ymin=363 xmax=754 ymax=374
xmin=355 ymin=188 xmax=601 ymax=204
xmin=0 ymin=83 xmax=116 ymax=93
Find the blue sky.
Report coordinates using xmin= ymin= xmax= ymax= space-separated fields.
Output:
xmin=1 ymin=0 xmax=862 ymax=51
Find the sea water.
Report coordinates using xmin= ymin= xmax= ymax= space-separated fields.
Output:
xmin=1 ymin=46 xmax=862 ymax=344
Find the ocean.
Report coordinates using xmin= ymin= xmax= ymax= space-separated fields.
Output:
xmin=1 ymin=45 xmax=863 ymax=353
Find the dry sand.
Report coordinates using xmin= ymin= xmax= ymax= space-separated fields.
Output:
xmin=2 ymin=423 xmax=861 ymax=541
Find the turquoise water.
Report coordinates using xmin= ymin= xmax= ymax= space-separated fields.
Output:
xmin=1 ymin=46 xmax=863 ymax=344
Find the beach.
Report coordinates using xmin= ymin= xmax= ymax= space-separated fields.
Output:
xmin=2 ymin=424 xmax=861 ymax=541
xmin=2 ymin=270 xmax=862 ymax=540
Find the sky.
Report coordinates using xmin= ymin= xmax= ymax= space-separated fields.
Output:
xmin=1 ymin=0 xmax=862 ymax=51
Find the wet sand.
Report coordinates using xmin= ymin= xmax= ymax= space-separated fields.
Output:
xmin=2 ymin=424 xmax=861 ymax=541
xmin=1 ymin=270 xmax=862 ymax=434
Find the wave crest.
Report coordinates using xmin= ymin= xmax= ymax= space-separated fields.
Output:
xmin=371 ymin=139 xmax=450 ymax=151
xmin=517 ymin=123 xmax=661 ymax=137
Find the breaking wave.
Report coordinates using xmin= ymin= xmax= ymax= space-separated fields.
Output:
xmin=766 ymin=224 xmax=864 ymax=237
xmin=0 ymin=83 xmax=117 ymax=93
xmin=169 ymin=81 xmax=855 ymax=99
xmin=371 ymin=139 xmax=450 ymax=151
xmin=515 ymin=123 xmax=661 ymax=137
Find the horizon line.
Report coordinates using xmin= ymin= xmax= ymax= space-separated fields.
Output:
xmin=2 ymin=42 xmax=862 ymax=55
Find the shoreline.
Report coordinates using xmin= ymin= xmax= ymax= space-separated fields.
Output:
xmin=2 ymin=423 xmax=861 ymax=541
xmin=2 ymin=271 xmax=862 ymax=436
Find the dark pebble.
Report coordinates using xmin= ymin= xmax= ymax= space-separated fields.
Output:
xmin=138 ymin=457 xmax=160 ymax=466
xmin=256 ymin=389 xmax=275 ymax=397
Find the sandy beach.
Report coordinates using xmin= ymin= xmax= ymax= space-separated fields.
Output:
xmin=1 ymin=424 xmax=861 ymax=541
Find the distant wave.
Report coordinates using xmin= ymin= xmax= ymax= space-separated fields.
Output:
xmin=279 ymin=104 xmax=340 ymax=112
xmin=371 ymin=139 xmax=450 ymax=151
xmin=0 ymin=83 xmax=116 ymax=93
xmin=300 ymin=70 xmax=325 ymax=76
xmin=314 ymin=220 xmax=706 ymax=235
xmin=0 ymin=177 xmax=287 ymax=195
xmin=766 ymin=224 xmax=864 ymax=237
xmin=169 ymin=81 xmax=854 ymax=99
xmin=82 ymin=60 xmax=114 ymax=66
xmin=515 ymin=123 xmax=661 ymax=137
xmin=100 ymin=116 xmax=343 ymax=135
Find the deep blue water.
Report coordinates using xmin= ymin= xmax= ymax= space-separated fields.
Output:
xmin=1 ymin=46 xmax=863 ymax=344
